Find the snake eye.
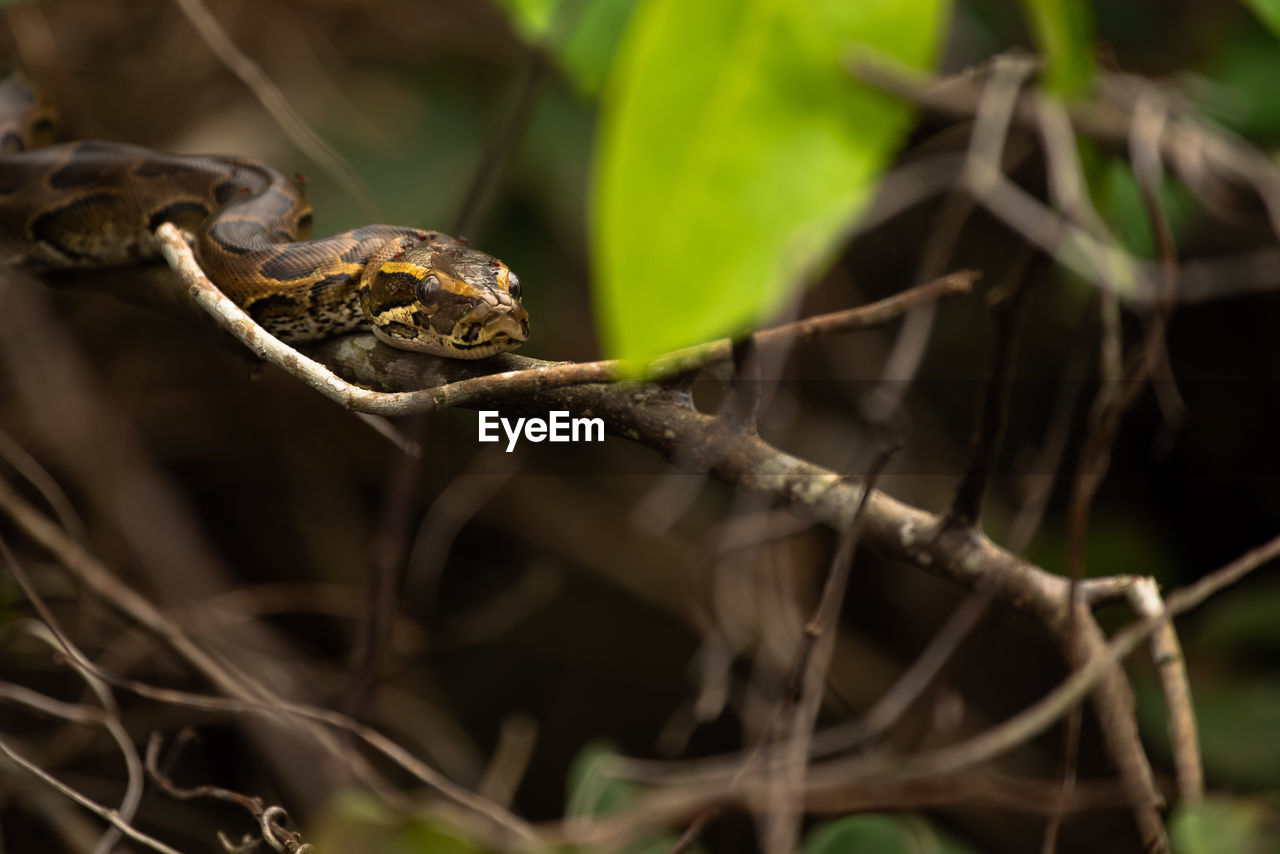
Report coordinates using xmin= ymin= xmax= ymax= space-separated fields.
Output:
xmin=507 ymin=273 xmax=522 ymax=300
xmin=416 ymin=274 xmax=440 ymax=304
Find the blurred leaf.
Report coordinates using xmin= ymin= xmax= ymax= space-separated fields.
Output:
xmin=1195 ymin=23 xmax=1280 ymax=139
xmin=490 ymin=0 xmax=640 ymax=95
xmin=1192 ymin=679 xmax=1280 ymax=788
xmin=312 ymin=791 xmax=489 ymax=854
xmin=493 ymin=0 xmax=557 ymax=36
xmin=1188 ymin=579 xmax=1280 ymax=653
xmin=1018 ymin=0 xmax=1096 ymax=97
xmin=560 ymin=0 xmax=643 ymax=95
xmin=1091 ymin=157 xmax=1200 ymax=260
xmin=566 ymin=740 xmax=636 ymax=819
xmin=1170 ymin=797 xmax=1280 ymax=854
xmin=564 ymin=742 xmax=702 ymax=854
xmin=308 ymin=78 xmax=489 ymax=235
xmin=1242 ymin=0 xmax=1280 ymax=38
xmin=802 ymin=814 xmax=982 ymax=854
xmin=1137 ymin=673 xmax=1280 ymax=789
xmin=592 ymin=0 xmax=948 ymax=362
xmin=1025 ymin=511 xmax=1183 ymax=582
xmin=803 ymin=816 xmax=909 ymax=854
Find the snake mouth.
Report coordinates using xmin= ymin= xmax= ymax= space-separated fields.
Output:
xmin=462 ymin=310 xmax=527 ymax=343
xmin=424 ymin=310 xmax=528 ymax=359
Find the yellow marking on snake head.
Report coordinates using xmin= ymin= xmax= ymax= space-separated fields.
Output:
xmin=359 ymin=236 xmax=530 ymax=359
xmin=379 ymin=260 xmax=430 ymax=279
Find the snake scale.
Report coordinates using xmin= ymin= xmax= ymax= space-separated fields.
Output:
xmin=0 ymin=76 xmax=529 ymax=358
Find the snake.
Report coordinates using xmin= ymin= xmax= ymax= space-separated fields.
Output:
xmin=0 ymin=75 xmax=529 ymax=359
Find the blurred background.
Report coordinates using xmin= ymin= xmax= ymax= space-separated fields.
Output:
xmin=1 ymin=1 xmax=1279 ymax=852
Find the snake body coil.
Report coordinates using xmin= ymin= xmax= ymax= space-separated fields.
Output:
xmin=0 ymin=78 xmax=529 ymax=358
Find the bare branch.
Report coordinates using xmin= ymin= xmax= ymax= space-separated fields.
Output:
xmin=946 ymin=252 xmax=1032 ymax=528
xmin=0 ymin=732 xmax=184 ymax=854
xmin=1126 ymin=578 xmax=1202 ymax=805
xmin=169 ymin=0 xmax=379 ymax=217
xmin=0 ymin=480 xmax=538 ymax=847
xmin=763 ymin=452 xmax=892 ymax=854
xmin=156 ymin=221 xmax=975 ymax=415
xmin=799 ymin=532 xmax=1280 ymax=794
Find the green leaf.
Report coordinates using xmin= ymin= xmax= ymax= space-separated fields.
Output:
xmin=560 ymin=0 xmax=643 ymax=96
xmin=312 ymin=791 xmax=489 ymax=854
xmin=802 ymin=814 xmax=982 ymax=854
xmin=1019 ymin=0 xmax=1096 ymax=97
xmin=592 ymin=0 xmax=948 ymax=363
xmin=493 ymin=0 xmax=558 ymax=37
xmin=1170 ymin=797 xmax=1280 ymax=854
xmin=563 ymin=743 xmax=703 ymax=854
xmin=1196 ymin=23 xmax=1280 ymax=139
xmin=1188 ymin=578 xmax=1280 ymax=653
xmin=490 ymin=0 xmax=640 ymax=95
xmin=1090 ymin=156 xmax=1200 ymax=260
xmin=1137 ymin=673 xmax=1280 ymax=789
xmin=565 ymin=740 xmax=636 ymax=819
xmin=1243 ymin=0 xmax=1280 ymax=38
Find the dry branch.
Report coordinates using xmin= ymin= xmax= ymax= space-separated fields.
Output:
xmin=149 ymin=211 xmax=1177 ymax=843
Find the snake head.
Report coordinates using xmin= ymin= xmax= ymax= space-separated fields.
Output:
xmin=360 ymin=232 xmax=529 ymax=359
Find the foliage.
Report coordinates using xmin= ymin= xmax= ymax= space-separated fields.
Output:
xmin=1169 ymin=797 xmax=1280 ymax=854
xmin=312 ymin=792 xmax=489 ymax=854
xmin=1017 ymin=0 xmax=1095 ymax=97
xmin=1243 ymin=0 xmax=1280 ymax=38
xmin=802 ymin=815 xmax=981 ymax=854
xmin=565 ymin=742 xmax=705 ymax=854
xmin=489 ymin=0 xmax=640 ymax=95
xmin=590 ymin=0 xmax=949 ymax=362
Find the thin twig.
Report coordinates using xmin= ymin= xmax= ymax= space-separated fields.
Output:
xmin=0 ymin=480 xmax=538 ymax=847
xmin=0 ymin=733 xmax=184 ymax=854
xmin=476 ymin=714 xmax=538 ymax=809
xmin=763 ymin=450 xmax=894 ymax=854
xmin=145 ymin=732 xmax=262 ymax=812
xmin=799 ymin=531 xmax=1280 ymax=793
xmin=665 ymin=808 xmax=719 ymax=854
xmin=553 ymin=768 xmax=1131 ymax=851
xmin=451 ymin=0 xmax=589 ymax=237
xmin=1006 ymin=318 xmax=1095 ymax=554
xmin=145 ymin=734 xmax=315 ymax=854
xmin=169 ymin=0 xmax=379 ymax=218
xmin=810 ymin=589 xmax=993 ymax=756
xmin=0 ymin=425 xmax=87 ymax=542
xmin=1126 ymin=578 xmax=1201 ymax=804
xmin=852 ymin=56 xmax=1280 ymax=242
xmin=11 ymin=623 xmax=146 ymax=854
xmin=344 ymin=416 xmax=420 ymax=721
xmin=1047 ymin=88 xmax=1182 ymax=854
xmin=946 ymin=249 xmax=1032 ymax=528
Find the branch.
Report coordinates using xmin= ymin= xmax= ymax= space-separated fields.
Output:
xmin=801 ymin=531 xmax=1280 ymax=792
xmin=852 ymin=56 xmax=1280 ymax=241
xmin=0 ymin=733 xmax=183 ymax=854
xmin=0 ymin=481 xmax=538 ymax=848
xmin=155 ymin=221 xmax=975 ymax=415
xmin=150 ymin=217 xmax=1182 ymax=844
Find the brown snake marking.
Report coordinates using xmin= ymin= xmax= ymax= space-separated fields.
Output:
xmin=0 ymin=76 xmax=529 ymax=359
